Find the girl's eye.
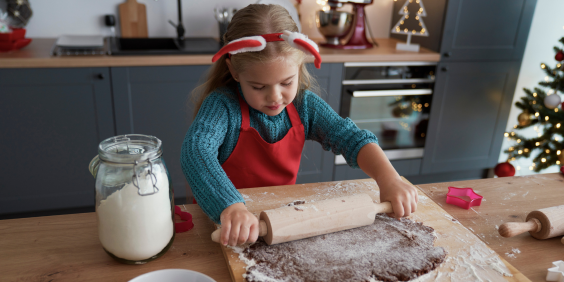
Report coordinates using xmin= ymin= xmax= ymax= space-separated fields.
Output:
xmin=252 ymin=86 xmax=265 ymax=90
xmin=282 ymin=81 xmax=292 ymax=86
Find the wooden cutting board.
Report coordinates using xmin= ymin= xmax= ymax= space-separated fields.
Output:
xmin=119 ymin=0 xmax=148 ymax=38
xmin=219 ymin=178 xmax=530 ymax=282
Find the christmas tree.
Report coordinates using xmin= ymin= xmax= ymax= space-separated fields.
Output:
xmin=499 ymin=37 xmax=564 ymax=175
xmin=391 ymin=0 xmax=429 ymax=52
xmin=391 ymin=0 xmax=429 ymax=38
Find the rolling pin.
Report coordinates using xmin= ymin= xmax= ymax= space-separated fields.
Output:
xmin=498 ymin=204 xmax=564 ymax=239
xmin=211 ymin=193 xmax=393 ymax=245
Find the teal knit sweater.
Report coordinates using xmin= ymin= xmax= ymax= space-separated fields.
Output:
xmin=180 ymin=84 xmax=378 ymax=223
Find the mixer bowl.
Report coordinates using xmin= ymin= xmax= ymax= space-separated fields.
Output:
xmin=316 ymin=10 xmax=354 ymax=45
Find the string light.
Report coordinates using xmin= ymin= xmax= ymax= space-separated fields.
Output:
xmin=545 ymin=116 xmax=550 ymax=121
xmin=545 ymin=76 xmax=550 ymax=82
xmin=558 ymin=63 xmax=562 ymax=68
xmin=516 ymin=166 xmax=521 ymax=170
xmin=517 ymin=139 xmax=521 ymax=143
xmin=556 ymin=108 xmax=559 ymax=112
xmin=509 ymin=147 xmax=514 ymax=151
xmin=504 ymin=133 xmax=509 ymax=137
xmin=529 ymin=166 xmax=534 ymax=170
xmin=524 ymin=148 xmax=529 ymax=153
xmin=542 ymin=158 xmax=546 ymax=163
xmin=546 ymin=149 xmax=550 ymax=153
xmin=511 ymin=132 xmax=515 ymax=136
xmin=514 ymin=125 xmax=518 ymax=129
xmin=533 ymin=92 xmax=537 ymax=97
xmin=556 ymin=136 xmax=560 ymax=141
xmin=533 ymin=101 xmax=536 ymax=104
xmin=541 ymin=63 xmax=546 ymax=69
xmin=558 ymin=150 xmax=561 ymax=155
xmin=558 ymin=160 xmax=561 ymax=165
xmin=535 ymin=112 xmax=539 ymax=117
xmin=518 ymin=150 xmax=523 ymax=154
xmin=538 ymin=133 xmax=542 ymax=137
xmin=404 ymin=28 xmax=408 ymax=33
xmin=557 ymin=123 xmax=561 ymax=128
xmin=536 ymin=142 xmax=540 ymax=146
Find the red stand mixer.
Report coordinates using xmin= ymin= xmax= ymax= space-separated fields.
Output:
xmin=316 ymin=0 xmax=374 ymax=49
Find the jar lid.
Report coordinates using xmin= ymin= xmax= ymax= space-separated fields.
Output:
xmin=98 ymin=134 xmax=162 ymax=164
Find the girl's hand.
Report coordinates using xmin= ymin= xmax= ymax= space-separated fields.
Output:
xmin=219 ymin=202 xmax=259 ymax=246
xmin=378 ymin=178 xmax=418 ymax=219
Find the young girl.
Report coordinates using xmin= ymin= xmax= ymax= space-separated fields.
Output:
xmin=181 ymin=4 xmax=418 ymax=247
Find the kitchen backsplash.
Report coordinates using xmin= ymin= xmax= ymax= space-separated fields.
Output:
xmin=0 ymin=0 xmax=392 ymax=39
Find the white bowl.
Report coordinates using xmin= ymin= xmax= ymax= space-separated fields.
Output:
xmin=129 ymin=269 xmax=216 ymax=282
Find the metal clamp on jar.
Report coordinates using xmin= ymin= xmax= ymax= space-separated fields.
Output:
xmin=89 ymin=134 xmax=174 ymax=264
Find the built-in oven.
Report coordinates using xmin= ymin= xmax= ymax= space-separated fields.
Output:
xmin=335 ymin=62 xmax=436 ymax=165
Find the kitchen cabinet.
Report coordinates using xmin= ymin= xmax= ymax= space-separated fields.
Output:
xmin=439 ymin=0 xmax=536 ymax=62
xmin=0 ymin=67 xmax=114 ymax=215
xmin=421 ymin=61 xmax=520 ymax=174
xmin=296 ymin=63 xmax=343 ymax=184
xmin=110 ymin=65 xmax=208 ymax=201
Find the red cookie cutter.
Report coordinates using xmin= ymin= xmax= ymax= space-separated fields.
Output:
xmin=174 ymin=206 xmax=194 ymax=233
xmin=446 ymin=186 xmax=483 ymax=209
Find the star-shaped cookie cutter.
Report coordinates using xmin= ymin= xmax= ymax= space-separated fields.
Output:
xmin=446 ymin=186 xmax=483 ymax=210
xmin=547 ymin=260 xmax=564 ymax=282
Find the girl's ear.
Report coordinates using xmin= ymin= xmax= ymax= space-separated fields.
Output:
xmin=225 ymin=58 xmax=240 ymax=82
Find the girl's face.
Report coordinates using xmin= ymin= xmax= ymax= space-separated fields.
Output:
xmin=227 ymin=57 xmax=300 ymax=116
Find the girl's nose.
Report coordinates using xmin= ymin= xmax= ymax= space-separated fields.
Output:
xmin=267 ymin=87 xmax=282 ymax=102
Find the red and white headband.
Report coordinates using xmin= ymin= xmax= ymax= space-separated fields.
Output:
xmin=211 ymin=30 xmax=322 ymax=69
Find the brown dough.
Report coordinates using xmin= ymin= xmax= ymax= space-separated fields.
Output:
xmin=241 ymin=214 xmax=447 ymax=282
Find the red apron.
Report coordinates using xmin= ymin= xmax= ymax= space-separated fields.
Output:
xmin=222 ymin=93 xmax=305 ymax=189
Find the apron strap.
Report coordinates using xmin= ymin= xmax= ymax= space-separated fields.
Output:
xmin=285 ymin=102 xmax=301 ymax=127
xmin=237 ymin=93 xmax=251 ymax=130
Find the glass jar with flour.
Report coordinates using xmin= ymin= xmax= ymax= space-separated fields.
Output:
xmin=89 ymin=134 xmax=174 ymax=264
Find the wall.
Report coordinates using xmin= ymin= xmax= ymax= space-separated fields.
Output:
xmin=498 ymin=0 xmax=564 ymax=176
xmin=0 ymin=0 xmax=393 ymax=40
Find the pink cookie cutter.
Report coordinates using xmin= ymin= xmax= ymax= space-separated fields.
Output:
xmin=446 ymin=186 xmax=483 ymax=209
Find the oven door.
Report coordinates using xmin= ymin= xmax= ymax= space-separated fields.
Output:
xmin=336 ymin=85 xmax=433 ymax=164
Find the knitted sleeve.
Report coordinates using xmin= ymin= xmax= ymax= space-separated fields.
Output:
xmin=300 ymin=90 xmax=379 ymax=168
xmin=180 ymin=93 xmax=244 ymax=224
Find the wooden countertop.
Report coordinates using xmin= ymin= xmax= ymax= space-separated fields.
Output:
xmin=0 ymin=38 xmax=440 ymax=68
xmin=416 ymin=173 xmax=564 ymax=282
xmin=2 ymin=176 xmax=558 ymax=281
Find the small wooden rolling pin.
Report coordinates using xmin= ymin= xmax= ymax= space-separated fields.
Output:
xmin=211 ymin=193 xmax=393 ymax=245
xmin=498 ymin=204 xmax=564 ymax=240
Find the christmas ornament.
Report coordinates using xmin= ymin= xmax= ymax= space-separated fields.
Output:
xmin=517 ymin=111 xmax=533 ymax=126
xmin=6 ymin=0 xmax=32 ymax=28
xmin=561 ymin=166 xmax=564 ymax=175
xmin=494 ymin=162 xmax=515 ymax=177
xmin=544 ymin=94 xmax=562 ymax=109
xmin=556 ymin=50 xmax=564 ymax=62
xmin=391 ymin=0 xmax=429 ymax=52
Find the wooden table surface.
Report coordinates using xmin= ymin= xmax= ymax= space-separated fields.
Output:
xmin=0 ymin=174 xmax=561 ymax=281
xmin=0 ymin=205 xmax=232 ymax=282
xmin=416 ymin=173 xmax=564 ymax=282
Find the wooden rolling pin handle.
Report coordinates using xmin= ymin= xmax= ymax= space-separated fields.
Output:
xmin=375 ymin=201 xmax=393 ymax=214
xmin=211 ymin=220 xmax=268 ymax=244
xmin=498 ymin=218 xmax=542 ymax=238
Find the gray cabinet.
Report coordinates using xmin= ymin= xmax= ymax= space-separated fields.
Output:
xmin=422 ymin=61 xmax=520 ymax=173
xmin=0 ymin=68 xmax=114 ymax=214
xmin=297 ymin=63 xmax=343 ymax=184
xmin=111 ymin=65 xmax=208 ymax=201
xmin=419 ymin=0 xmax=535 ymax=175
xmin=439 ymin=0 xmax=536 ymax=61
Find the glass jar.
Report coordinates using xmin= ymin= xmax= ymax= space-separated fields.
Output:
xmin=89 ymin=134 xmax=175 ymax=264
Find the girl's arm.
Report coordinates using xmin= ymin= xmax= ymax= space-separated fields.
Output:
xmin=300 ymin=91 xmax=417 ymax=218
xmin=356 ymin=143 xmax=418 ymax=218
xmin=181 ymin=92 xmax=258 ymax=246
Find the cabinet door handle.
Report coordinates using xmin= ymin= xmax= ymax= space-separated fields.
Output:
xmin=97 ymin=73 xmax=105 ymax=80
xmin=443 ymin=52 xmax=451 ymax=58
xmin=441 ymin=67 xmax=448 ymax=72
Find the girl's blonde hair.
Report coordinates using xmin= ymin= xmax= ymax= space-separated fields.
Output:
xmin=191 ymin=4 xmax=319 ymax=116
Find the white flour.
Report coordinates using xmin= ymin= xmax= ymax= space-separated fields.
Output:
xmin=97 ymin=168 xmax=173 ymax=261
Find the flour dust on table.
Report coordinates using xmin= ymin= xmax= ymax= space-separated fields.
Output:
xmin=231 ymin=213 xmax=447 ymax=282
